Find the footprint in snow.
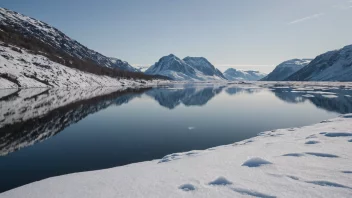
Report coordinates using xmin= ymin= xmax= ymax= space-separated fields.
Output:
xmin=231 ymin=187 xmax=277 ymax=198
xmin=179 ymin=184 xmax=196 ymax=191
xmin=208 ymin=176 xmax=233 ymax=186
xmin=306 ymin=134 xmax=317 ymax=139
xmin=242 ymin=157 xmax=272 ymax=167
xmin=282 ymin=153 xmax=305 ymax=157
xmin=305 ymin=140 xmax=320 ymax=145
xmin=320 ymin=120 xmax=332 ymax=123
xmin=305 ymin=152 xmax=339 ymax=158
xmin=306 ymin=181 xmax=352 ymax=189
xmin=323 ymin=132 xmax=352 ymax=137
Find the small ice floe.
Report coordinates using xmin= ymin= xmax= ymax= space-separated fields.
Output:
xmin=188 ymin=126 xmax=195 ymax=130
xmin=302 ymin=94 xmax=315 ymax=98
xmin=321 ymin=94 xmax=338 ymax=98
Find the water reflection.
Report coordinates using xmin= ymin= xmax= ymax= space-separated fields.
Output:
xmin=1 ymin=85 xmax=352 ymax=157
xmin=0 ymin=87 xmax=149 ymax=156
xmin=0 ymin=84 xmax=352 ymax=193
xmin=146 ymin=86 xmax=224 ymax=109
xmin=270 ymin=88 xmax=352 ymax=114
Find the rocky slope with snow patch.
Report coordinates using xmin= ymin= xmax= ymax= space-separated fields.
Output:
xmin=0 ymin=7 xmax=137 ymax=72
xmin=261 ymin=59 xmax=312 ymax=81
xmin=224 ymin=68 xmax=266 ymax=81
xmin=286 ymin=45 xmax=352 ymax=81
xmin=0 ymin=44 xmax=161 ymax=89
xmin=183 ymin=57 xmax=227 ymax=80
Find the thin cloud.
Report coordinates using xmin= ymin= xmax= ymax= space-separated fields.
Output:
xmin=288 ymin=13 xmax=324 ymax=25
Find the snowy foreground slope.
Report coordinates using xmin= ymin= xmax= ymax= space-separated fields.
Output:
xmin=2 ymin=115 xmax=352 ymax=197
xmin=0 ymin=44 xmax=162 ymax=89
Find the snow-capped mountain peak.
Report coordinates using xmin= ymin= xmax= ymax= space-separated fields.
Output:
xmin=145 ymin=55 xmax=226 ymax=81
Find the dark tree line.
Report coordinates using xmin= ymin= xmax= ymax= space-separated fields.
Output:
xmin=0 ymin=25 xmax=170 ymax=81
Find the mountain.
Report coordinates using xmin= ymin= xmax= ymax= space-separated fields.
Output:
xmin=183 ymin=57 xmax=227 ymax=80
xmin=0 ymin=7 xmax=137 ymax=72
xmin=261 ymin=59 xmax=312 ymax=81
xmin=224 ymin=68 xmax=266 ymax=81
xmin=286 ymin=45 xmax=352 ymax=81
xmin=145 ymin=54 xmax=226 ymax=81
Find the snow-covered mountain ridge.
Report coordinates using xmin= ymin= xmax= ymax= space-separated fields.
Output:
xmin=261 ymin=59 xmax=312 ymax=81
xmin=286 ymin=44 xmax=352 ymax=81
xmin=0 ymin=44 xmax=163 ymax=89
xmin=145 ymin=54 xmax=227 ymax=81
xmin=0 ymin=7 xmax=137 ymax=72
xmin=224 ymin=68 xmax=266 ymax=81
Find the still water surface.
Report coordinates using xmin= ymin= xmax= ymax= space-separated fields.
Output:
xmin=1 ymin=84 xmax=352 ymax=192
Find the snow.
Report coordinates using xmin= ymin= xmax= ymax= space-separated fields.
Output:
xmin=2 ymin=114 xmax=352 ymax=197
xmin=0 ymin=44 xmax=165 ymax=89
xmin=224 ymin=68 xmax=267 ymax=81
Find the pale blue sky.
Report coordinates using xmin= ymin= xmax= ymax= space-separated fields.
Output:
xmin=2 ymin=0 xmax=352 ymax=72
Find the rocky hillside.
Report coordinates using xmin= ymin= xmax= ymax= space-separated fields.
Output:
xmin=0 ymin=7 xmax=137 ymax=72
xmin=286 ymin=45 xmax=352 ymax=81
xmin=261 ymin=59 xmax=312 ymax=81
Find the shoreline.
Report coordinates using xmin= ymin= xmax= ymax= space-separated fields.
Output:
xmin=1 ymin=114 xmax=351 ymax=197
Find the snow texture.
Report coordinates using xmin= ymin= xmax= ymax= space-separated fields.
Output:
xmin=0 ymin=44 xmax=163 ymax=89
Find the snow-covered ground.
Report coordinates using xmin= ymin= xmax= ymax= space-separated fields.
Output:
xmin=0 ymin=44 xmax=164 ymax=89
xmin=1 ymin=114 xmax=351 ymax=197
